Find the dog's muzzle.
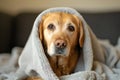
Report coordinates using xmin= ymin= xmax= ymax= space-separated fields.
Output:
xmin=54 ymin=39 xmax=67 ymax=54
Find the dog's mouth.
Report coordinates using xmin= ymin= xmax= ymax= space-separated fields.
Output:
xmin=55 ymin=47 xmax=66 ymax=55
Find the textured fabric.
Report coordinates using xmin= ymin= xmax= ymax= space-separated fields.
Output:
xmin=0 ymin=47 xmax=22 ymax=80
xmin=0 ymin=7 xmax=120 ymax=80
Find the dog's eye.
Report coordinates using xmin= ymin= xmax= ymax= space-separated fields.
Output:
xmin=47 ymin=24 xmax=55 ymax=30
xmin=68 ymin=25 xmax=75 ymax=32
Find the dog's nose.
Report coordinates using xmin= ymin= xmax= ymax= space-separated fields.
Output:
xmin=55 ymin=39 xmax=67 ymax=49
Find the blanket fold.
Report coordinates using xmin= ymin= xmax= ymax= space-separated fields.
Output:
xmin=0 ymin=7 xmax=120 ymax=80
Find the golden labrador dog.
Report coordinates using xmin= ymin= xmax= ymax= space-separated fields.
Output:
xmin=26 ymin=12 xmax=84 ymax=80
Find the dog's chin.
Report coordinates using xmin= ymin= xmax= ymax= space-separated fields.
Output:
xmin=47 ymin=49 xmax=69 ymax=57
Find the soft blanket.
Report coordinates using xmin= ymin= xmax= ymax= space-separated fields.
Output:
xmin=0 ymin=7 xmax=120 ymax=80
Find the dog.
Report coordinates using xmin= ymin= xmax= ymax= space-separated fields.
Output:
xmin=39 ymin=12 xmax=84 ymax=76
xmin=26 ymin=12 xmax=84 ymax=80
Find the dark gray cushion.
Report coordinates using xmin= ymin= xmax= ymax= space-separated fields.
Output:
xmin=0 ymin=13 xmax=13 ymax=52
xmin=81 ymin=12 xmax=120 ymax=45
xmin=12 ymin=13 xmax=38 ymax=47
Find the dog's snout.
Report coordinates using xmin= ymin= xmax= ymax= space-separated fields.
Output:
xmin=55 ymin=39 xmax=67 ymax=49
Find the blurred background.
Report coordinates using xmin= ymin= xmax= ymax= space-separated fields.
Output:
xmin=0 ymin=0 xmax=120 ymax=53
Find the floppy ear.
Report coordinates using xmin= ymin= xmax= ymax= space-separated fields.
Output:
xmin=79 ymin=21 xmax=84 ymax=47
xmin=39 ymin=21 xmax=43 ymax=41
xmin=39 ymin=14 xmax=48 ymax=41
xmin=73 ymin=15 xmax=84 ymax=47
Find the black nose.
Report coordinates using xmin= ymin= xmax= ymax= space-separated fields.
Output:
xmin=55 ymin=39 xmax=67 ymax=49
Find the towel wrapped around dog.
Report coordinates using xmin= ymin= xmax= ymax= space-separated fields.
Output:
xmin=0 ymin=7 xmax=120 ymax=80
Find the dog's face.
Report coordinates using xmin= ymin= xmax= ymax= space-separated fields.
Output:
xmin=39 ymin=12 xmax=84 ymax=56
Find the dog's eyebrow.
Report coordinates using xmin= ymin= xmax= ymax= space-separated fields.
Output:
xmin=68 ymin=23 xmax=73 ymax=26
xmin=67 ymin=22 xmax=75 ymax=27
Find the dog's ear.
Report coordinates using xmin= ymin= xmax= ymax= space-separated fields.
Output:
xmin=39 ymin=21 xmax=43 ymax=41
xmin=39 ymin=14 xmax=48 ymax=41
xmin=73 ymin=15 xmax=84 ymax=47
xmin=79 ymin=21 xmax=84 ymax=47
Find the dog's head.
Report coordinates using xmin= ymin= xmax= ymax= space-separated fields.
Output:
xmin=39 ymin=12 xmax=84 ymax=56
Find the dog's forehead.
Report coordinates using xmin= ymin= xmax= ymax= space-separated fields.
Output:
xmin=42 ymin=12 xmax=79 ymax=26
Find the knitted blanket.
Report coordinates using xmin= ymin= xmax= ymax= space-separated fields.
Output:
xmin=0 ymin=7 xmax=120 ymax=80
